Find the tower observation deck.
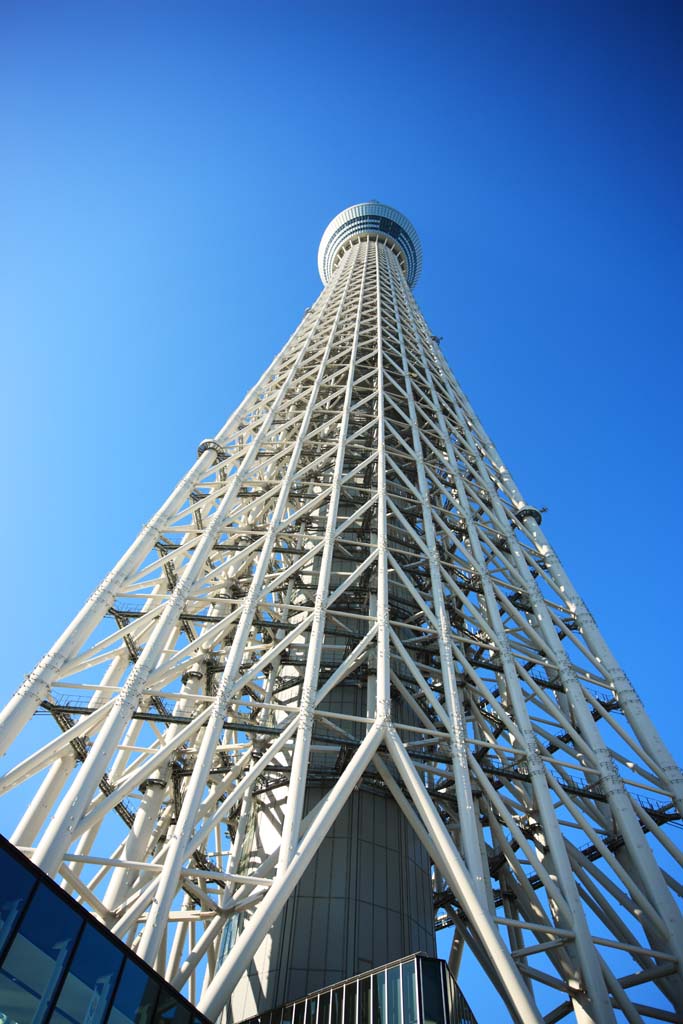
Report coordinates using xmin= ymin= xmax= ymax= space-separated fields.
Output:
xmin=318 ymin=201 xmax=422 ymax=286
xmin=0 ymin=202 xmax=681 ymax=1024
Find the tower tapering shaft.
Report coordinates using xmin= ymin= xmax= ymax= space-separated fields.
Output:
xmin=1 ymin=203 xmax=682 ymax=1024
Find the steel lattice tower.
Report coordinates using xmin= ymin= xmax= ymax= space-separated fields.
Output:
xmin=1 ymin=202 xmax=682 ymax=1024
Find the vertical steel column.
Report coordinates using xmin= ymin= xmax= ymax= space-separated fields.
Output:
xmin=277 ymin=242 xmax=369 ymax=875
xmin=385 ymin=248 xmax=487 ymax=899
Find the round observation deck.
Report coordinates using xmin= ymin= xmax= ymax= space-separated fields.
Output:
xmin=318 ymin=202 xmax=422 ymax=288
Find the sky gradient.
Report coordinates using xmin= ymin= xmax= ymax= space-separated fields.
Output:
xmin=2 ymin=3 xmax=682 ymax=1020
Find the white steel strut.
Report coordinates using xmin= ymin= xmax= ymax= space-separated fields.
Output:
xmin=1 ymin=202 xmax=682 ymax=1024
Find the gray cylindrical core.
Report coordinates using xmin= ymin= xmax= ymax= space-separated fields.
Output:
xmin=224 ymin=680 xmax=435 ymax=1022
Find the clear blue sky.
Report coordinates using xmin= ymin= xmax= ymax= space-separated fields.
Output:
xmin=2 ymin=2 xmax=682 ymax=1020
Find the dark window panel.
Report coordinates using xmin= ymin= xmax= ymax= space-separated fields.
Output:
xmin=0 ymin=881 xmax=83 ymax=1024
xmin=106 ymin=958 xmax=160 ymax=1024
xmin=281 ymin=1003 xmax=294 ymax=1024
xmin=294 ymin=1002 xmax=305 ymax=1024
xmin=330 ymin=985 xmax=342 ymax=1024
xmin=342 ymin=980 xmax=356 ymax=1024
xmin=359 ymin=976 xmax=371 ymax=1024
xmin=318 ymin=990 xmax=330 ymax=1024
xmin=156 ymin=988 xmax=193 ymax=1022
xmin=444 ymin=970 xmax=456 ymax=1024
xmin=51 ymin=922 xmax=123 ymax=1024
xmin=371 ymin=971 xmax=385 ymax=1024
xmin=419 ymin=960 xmax=444 ymax=1024
xmin=0 ymin=845 xmax=36 ymax=960
xmin=306 ymin=996 xmax=318 ymax=1024
xmin=401 ymin=961 xmax=418 ymax=1024
xmin=386 ymin=967 xmax=400 ymax=1024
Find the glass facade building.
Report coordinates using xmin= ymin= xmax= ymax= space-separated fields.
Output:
xmin=0 ymin=835 xmax=210 ymax=1024
xmin=236 ymin=955 xmax=477 ymax=1024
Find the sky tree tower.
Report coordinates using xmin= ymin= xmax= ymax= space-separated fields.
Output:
xmin=1 ymin=202 xmax=682 ymax=1024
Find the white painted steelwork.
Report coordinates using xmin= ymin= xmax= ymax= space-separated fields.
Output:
xmin=1 ymin=202 xmax=682 ymax=1024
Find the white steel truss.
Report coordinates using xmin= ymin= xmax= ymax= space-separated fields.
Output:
xmin=1 ymin=204 xmax=682 ymax=1024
